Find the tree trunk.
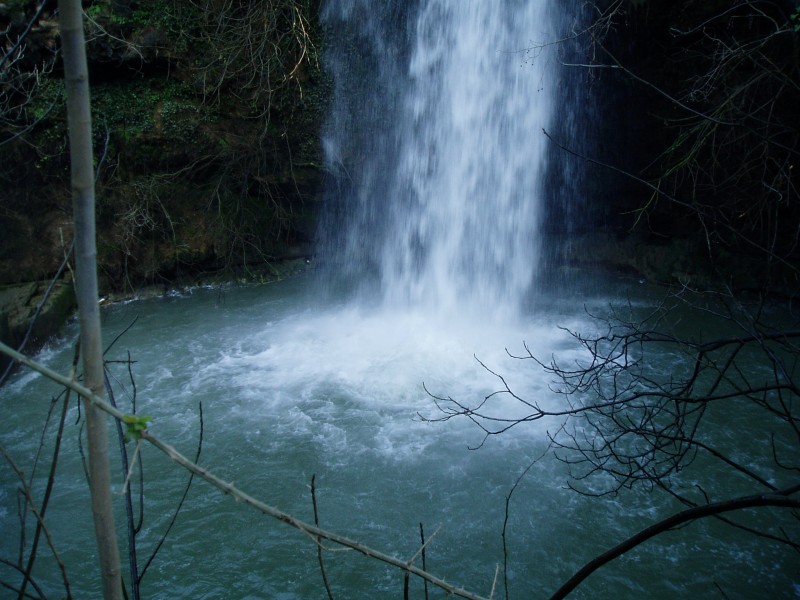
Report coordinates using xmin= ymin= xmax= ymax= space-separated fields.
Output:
xmin=58 ymin=1 xmax=123 ymax=598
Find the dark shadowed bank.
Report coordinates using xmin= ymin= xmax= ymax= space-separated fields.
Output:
xmin=1 ymin=0 xmax=326 ymax=291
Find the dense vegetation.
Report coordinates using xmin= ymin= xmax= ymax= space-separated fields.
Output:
xmin=1 ymin=0 xmax=326 ymax=291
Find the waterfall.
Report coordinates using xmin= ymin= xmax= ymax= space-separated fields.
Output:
xmin=319 ymin=0 xmax=563 ymax=319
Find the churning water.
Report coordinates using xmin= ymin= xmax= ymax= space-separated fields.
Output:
xmin=1 ymin=1 xmax=798 ymax=599
xmin=1 ymin=279 xmax=796 ymax=598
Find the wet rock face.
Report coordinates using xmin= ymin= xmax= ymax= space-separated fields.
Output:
xmin=0 ymin=279 xmax=76 ymax=379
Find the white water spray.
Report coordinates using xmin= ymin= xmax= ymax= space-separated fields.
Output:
xmin=321 ymin=0 xmax=559 ymax=319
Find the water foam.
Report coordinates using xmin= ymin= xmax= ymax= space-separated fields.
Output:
xmin=189 ymin=300 xmax=586 ymax=463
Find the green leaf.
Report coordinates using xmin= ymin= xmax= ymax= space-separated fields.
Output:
xmin=123 ymin=415 xmax=152 ymax=442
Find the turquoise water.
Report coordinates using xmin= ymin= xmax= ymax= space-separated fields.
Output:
xmin=1 ymin=274 xmax=796 ymax=598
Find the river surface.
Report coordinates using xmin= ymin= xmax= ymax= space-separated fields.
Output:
xmin=1 ymin=274 xmax=796 ymax=599
xmin=1 ymin=0 xmax=797 ymax=596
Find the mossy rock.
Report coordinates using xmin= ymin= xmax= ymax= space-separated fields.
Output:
xmin=0 ymin=278 xmax=76 ymax=356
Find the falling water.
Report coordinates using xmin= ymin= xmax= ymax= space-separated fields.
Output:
xmin=320 ymin=0 xmax=563 ymax=318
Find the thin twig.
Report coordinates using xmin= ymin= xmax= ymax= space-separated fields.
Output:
xmin=0 ymin=557 xmax=47 ymax=599
xmin=17 ymin=342 xmax=79 ymax=599
xmin=117 ymin=441 xmax=142 ymax=496
xmin=488 ymin=564 xmax=500 ymax=600
xmin=0 ymin=239 xmax=75 ymax=387
xmin=139 ymin=401 xmax=204 ymax=584
xmin=105 ymin=366 xmax=139 ymax=600
xmin=1 ymin=445 xmax=71 ymax=599
xmin=502 ymin=448 xmax=548 ymax=600
xmin=0 ymin=340 xmax=490 ymax=600
xmin=311 ymin=474 xmax=334 ymax=600
xmin=420 ymin=523 xmax=429 ymax=600
xmin=407 ymin=523 xmax=442 ymax=567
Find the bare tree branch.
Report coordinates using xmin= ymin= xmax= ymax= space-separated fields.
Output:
xmin=0 ymin=340 xmax=491 ymax=600
xmin=548 ymin=485 xmax=800 ymax=600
